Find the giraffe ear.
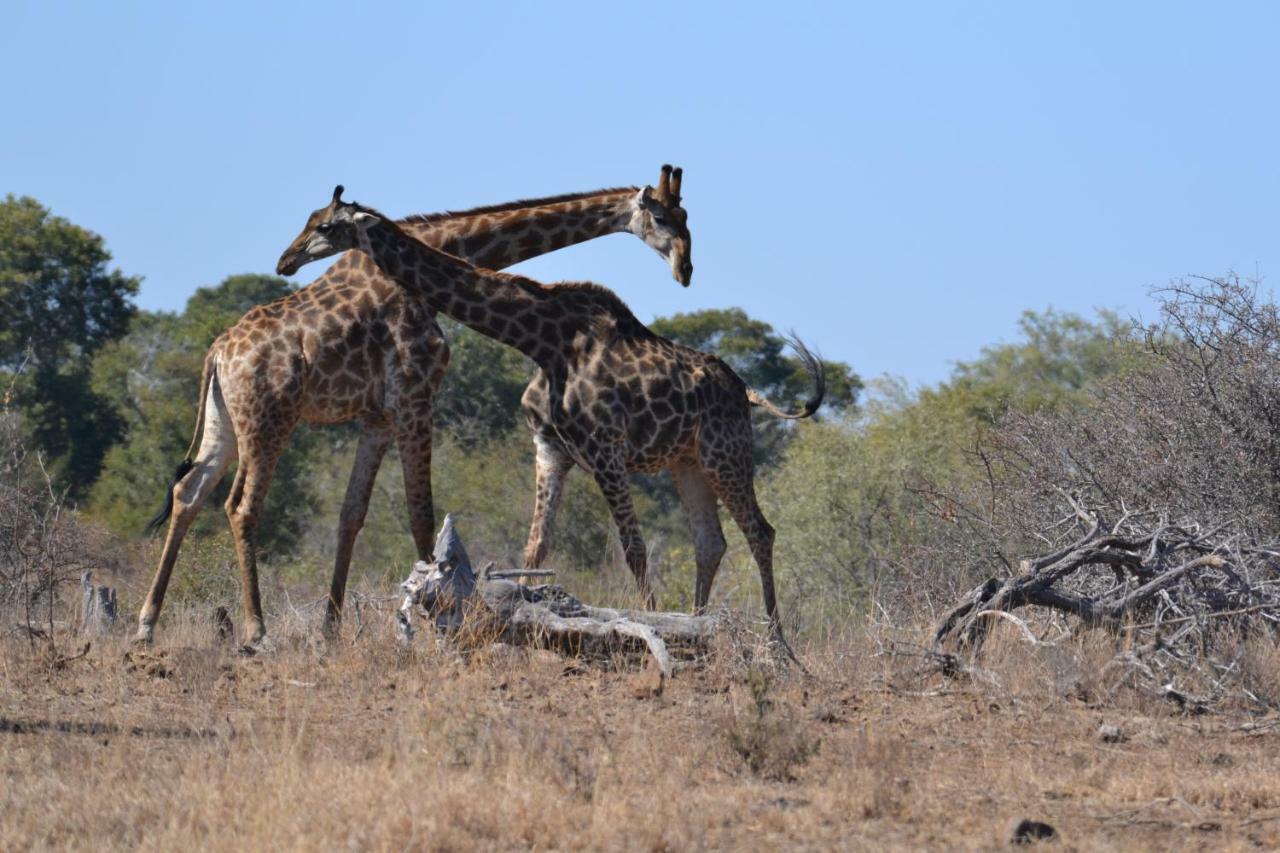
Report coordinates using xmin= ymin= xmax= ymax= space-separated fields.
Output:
xmin=638 ymin=186 xmax=653 ymax=204
xmin=352 ymin=210 xmax=381 ymax=226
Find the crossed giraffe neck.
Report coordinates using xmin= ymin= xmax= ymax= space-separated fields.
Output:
xmin=400 ymin=189 xmax=636 ymax=272
xmin=355 ymin=215 xmax=599 ymax=366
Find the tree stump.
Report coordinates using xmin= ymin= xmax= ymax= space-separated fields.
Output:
xmin=80 ymin=571 xmax=117 ymax=636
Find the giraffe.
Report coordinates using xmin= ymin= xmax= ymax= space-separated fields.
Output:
xmin=136 ymin=167 xmax=692 ymax=646
xmin=276 ymin=187 xmax=824 ymax=645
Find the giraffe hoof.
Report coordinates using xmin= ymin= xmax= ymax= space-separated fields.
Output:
xmin=238 ymin=635 xmax=277 ymax=657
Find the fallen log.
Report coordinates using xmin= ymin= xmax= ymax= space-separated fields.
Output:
xmin=933 ymin=503 xmax=1254 ymax=652
xmin=398 ymin=515 xmax=719 ymax=679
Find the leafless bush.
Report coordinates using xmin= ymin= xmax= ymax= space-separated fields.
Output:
xmin=0 ymin=371 xmax=109 ymax=655
xmin=721 ymin=665 xmax=820 ymax=780
xmin=996 ymin=276 xmax=1280 ymax=535
xmin=920 ymin=277 xmax=1280 ymax=708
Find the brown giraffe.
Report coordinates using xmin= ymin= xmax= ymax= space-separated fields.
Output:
xmin=275 ymin=187 xmax=824 ymax=644
xmin=136 ymin=168 xmax=692 ymax=646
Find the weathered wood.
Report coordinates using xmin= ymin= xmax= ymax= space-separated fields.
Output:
xmin=399 ymin=516 xmax=719 ymax=677
xmin=79 ymin=571 xmax=116 ymax=636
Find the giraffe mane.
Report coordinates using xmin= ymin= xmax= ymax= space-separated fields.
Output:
xmin=489 ymin=271 xmax=649 ymax=328
xmin=400 ymin=187 xmax=638 ymax=225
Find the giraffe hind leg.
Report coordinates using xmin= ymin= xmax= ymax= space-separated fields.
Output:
xmin=135 ymin=374 xmax=237 ymax=643
xmin=394 ymin=406 xmax=437 ymax=562
xmin=697 ymin=422 xmax=795 ymax=654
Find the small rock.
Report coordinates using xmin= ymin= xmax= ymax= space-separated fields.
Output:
xmin=1097 ymin=723 xmax=1128 ymax=743
xmin=1009 ymin=818 xmax=1057 ymax=845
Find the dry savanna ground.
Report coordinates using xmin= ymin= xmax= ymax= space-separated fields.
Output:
xmin=5 ymin=603 xmax=1280 ymax=852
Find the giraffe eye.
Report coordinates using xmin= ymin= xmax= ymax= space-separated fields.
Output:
xmin=317 ymin=222 xmax=333 ymax=234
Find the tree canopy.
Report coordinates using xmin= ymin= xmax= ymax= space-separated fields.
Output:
xmin=649 ymin=307 xmax=861 ymax=415
xmin=0 ymin=195 xmax=140 ymax=494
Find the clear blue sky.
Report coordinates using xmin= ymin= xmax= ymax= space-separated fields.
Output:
xmin=5 ymin=2 xmax=1277 ymax=386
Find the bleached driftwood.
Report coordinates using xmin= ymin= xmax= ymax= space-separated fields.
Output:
xmin=399 ymin=515 xmax=718 ymax=678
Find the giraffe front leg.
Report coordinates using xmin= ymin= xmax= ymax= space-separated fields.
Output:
xmin=223 ymin=420 xmax=294 ymax=649
xmin=325 ymin=420 xmax=393 ymax=638
xmin=589 ymin=446 xmax=654 ymax=609
xmin=394 ymin=408 xmax=436 ymax=563
xmin=671 ymin=462 xmax=727 ymax=614
xmin=523 ymin=432 xmax=573 ymax=571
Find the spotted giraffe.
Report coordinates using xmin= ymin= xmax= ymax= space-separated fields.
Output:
xmin=276 ymin=187 xmax=824 ymax=644
xmin=136 ymin=168 xmax=692 ymax=646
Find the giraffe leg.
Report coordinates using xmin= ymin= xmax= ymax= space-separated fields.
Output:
xmin=394 ymin=406 xmax=436 ymax=562
xmin=224 ymin=426 xmax=293 ymax=647
xmin=589 ymin=447 xmax=654 ymax=608
xmin=522 ymin=432 xmax=573 ymax=569
xmin=671 ymin=461 xmax=727 ymax=614
xmin=324 ymin=419 xmax=393 ymax=637
xmin=698 ymin=430 xmax=785 ymax=637
xmin=135 ymin=377 xmax=238 ymax=643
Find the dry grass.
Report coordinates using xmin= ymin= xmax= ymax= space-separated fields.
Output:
xmin=5 ymin=605 xmax=1280 ymax=852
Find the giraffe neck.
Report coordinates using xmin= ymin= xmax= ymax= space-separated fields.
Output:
xmin=360 ymin=220 xmax=563 ymax=365
xmin=398 ymin=188 xmax=638 ymax=269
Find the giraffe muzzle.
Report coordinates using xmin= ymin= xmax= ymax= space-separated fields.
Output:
xmin=276 ymin=252 xmax=303 ymax=277
xmin=678 ymin=260 xmax=693 ymax=286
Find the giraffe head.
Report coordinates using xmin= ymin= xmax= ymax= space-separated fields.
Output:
xmin=275 ymin=185 xmax=382 ymax=276
xmin=631 ymin=164 xmax=693 ymax=286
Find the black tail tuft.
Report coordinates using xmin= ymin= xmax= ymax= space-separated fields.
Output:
xmin=144 ymin=459 xmax=194 ymax=536
xmin=784 ymin=332 xmax=826 ymax=419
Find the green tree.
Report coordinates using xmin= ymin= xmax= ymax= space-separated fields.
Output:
xmin=763 ymin=308 xmax=1136 ymax=628
xmin=0 ymin=195 xmax=140 ymax=494
xmin=946 ymin=308 xmax=1134 ymax=423
xmin=432 ymin=318 xmax=536 ymax=444
xmin=649 ymin=307 xmax=861 ymax=414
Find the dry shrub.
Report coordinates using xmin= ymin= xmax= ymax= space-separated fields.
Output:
xmin=901 ymin=277 xmax=1280 ymax=709
xmin=0 ymin=399 xmax=132 ymax=662
xmin=721 ymin=665 xmax=820 ymax=780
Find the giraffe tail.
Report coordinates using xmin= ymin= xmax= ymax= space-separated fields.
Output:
xmin=144 ymin=349 xmax=217 ymax=535
xmin=746 ymin=334 xmax=825 ymax=420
